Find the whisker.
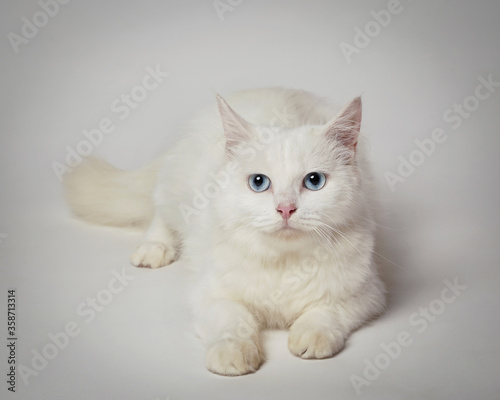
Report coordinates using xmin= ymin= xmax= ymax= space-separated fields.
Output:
xmin=315 ymin=212 xmax=409 ymax=273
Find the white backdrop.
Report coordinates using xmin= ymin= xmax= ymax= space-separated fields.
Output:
xmin=1 ymin=1 xmax=500 ymax=399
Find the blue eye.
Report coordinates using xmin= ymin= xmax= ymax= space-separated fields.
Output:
xmin=303 ymin=172 xmax=326 ymax=191
xmin=248 ymin=174 xmax=271 ymax=192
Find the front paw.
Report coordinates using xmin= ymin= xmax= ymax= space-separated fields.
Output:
xmin=288 ymin=325 xmax=345 ymax=359
xmin=206 ymin=338 xmax=264 ymax=376
xmin=130 ymin=241 xmax=175 ymax=269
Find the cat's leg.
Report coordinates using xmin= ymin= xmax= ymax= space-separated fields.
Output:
xmin=288 ymin=279 xmax=385 ymax=359
xmin=194 ymin=298 xmax=264 ymax=376
xmin=130 ymin=211 xmax=177 ymax=268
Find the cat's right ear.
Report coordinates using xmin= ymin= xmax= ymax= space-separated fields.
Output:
xmin=216 ymin=94 xmax=254 ymax=157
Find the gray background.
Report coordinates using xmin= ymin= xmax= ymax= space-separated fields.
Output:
xmin=1 ymin=1 xmax=499 ymax=399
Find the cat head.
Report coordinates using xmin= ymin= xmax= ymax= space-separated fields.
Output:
xmin=214 ymin=94 xmax=365 ymax=251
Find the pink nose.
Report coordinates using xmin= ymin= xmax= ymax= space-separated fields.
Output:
xmin=277 ymin=203 xmax=297 ymax=220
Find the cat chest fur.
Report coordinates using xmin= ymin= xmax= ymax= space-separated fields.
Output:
xmin=207 ymin=247 xmax=350 ymax=329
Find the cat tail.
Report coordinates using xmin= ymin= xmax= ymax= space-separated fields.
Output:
xmin=63 ymin=157 xmax=164 ymax=229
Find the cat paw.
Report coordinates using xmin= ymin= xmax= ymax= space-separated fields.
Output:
xmin=288 ymin=326 xmax=345 ymax=359
xmin=130 ymin=241 xmax=175 ymax=269
xmin=205 ymin=339 xmax=264 ymax=376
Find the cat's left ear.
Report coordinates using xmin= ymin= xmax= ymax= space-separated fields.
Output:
xmin=216 ymin=94 xmax=255 ymax=157
xmin=323 ymin=96 xmax=362 ymax=155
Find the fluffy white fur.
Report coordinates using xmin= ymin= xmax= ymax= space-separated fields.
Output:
xmin=64 ymin=88 xmax=386 ymax=376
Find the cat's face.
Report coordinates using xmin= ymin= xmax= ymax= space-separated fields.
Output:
xmin=214 ymin=95 xmax=363 ymax=247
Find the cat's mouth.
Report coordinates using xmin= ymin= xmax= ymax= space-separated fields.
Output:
xmin=275 ymin=224 xmax=303 ymax=239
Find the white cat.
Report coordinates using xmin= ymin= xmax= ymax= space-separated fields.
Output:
xmin=64 ymin=87 xmax=386 ymax=376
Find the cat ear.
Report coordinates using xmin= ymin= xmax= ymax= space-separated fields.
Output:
xmin=216 ymin=94 xmax=254 ymax=156
xmin=323 ymin=96 xmax=362 ymax=153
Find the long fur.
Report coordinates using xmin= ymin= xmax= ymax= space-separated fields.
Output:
xmin=63 ymin=156 xmax=163 ymax=228
xmin=64 ymin=87 xmax=386 ymax=376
